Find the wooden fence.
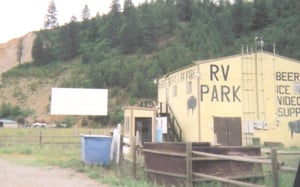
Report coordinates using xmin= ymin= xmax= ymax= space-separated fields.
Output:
xmin=191 ymin=148 xmax=298 ymax=187
xmin=141 ymin=142 xmax=299 ymax=187
xmin=0 ymin=132 xmax=79 ymax=147
xmin=0 ymin=129 xmax=111 ymax=148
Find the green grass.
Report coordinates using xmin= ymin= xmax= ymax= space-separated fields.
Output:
xmin=2 ymin=61 xmax=70 ymax=79
xmin=0 ymin=128 xmax=161 ymax=187
xmin=261 ymin=172 xmax=296 ymax=187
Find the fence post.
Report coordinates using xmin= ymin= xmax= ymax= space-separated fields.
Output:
xmin=186 ymin=142 xmax=193 ymax=187
xmin=119 ymin=134 xmax=123 ymax=165
xmin=39 ymin=131 xmax=43 ymax=149
xmin=271 ymin=149 xmax=279 ymax=187
xmin=132 ymin=136 xmax=137 ymax=179
xmin=294 ymin=161 xmax=300 ymax=187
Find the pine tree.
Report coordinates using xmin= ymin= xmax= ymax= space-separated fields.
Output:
xmin=139 ymin=2 xmax=160 ymax=53
xmin=87 ymin=18 xmax=100 ymax=42
xmin=106 ymin=0 xmax=122 ymax=47
xmin=176 ymin=0 xmax=192 ymax=21
xmin=70 ymin=15 xmax=77 ymax=22
xmin=161 ymin=0 xmax=178 ymax=34
xmin=44 ymin=0 xmax=59 ymax=29
xmin=32 ymin=32 xmax=54 ymax=65
xmin=252 ymin=0 xmax=270 ymax=30
xmin=123 ymin=0 xmax=134 ymax=17
xmin=58 ymin=20 xmax=80 ymax=61
xmin=215 ymin=1 xmax=234 ymax=46
xmin=121 ymin=0 xmax=142 ymax=54
xmin=82 ymin=4 xmax=91 ymax=21
xmin=231 ymin=0 xmax=252 ymax=37
xmin=17 ymin=38 xmax=24 ymax=65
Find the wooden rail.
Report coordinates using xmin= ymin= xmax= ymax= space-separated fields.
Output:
xmin=193 ymin=172 xmax=267 ymax=187
xmin=192 ymin=150 xmax=271 ymax=164
xmin=141 ymin=142 xmax=299 ymax=187
xmin=0 ymin=132 xmax=86 ymax=148
xmin=0 ymin=129 xmax=110 ymax=147
xmin=191 ymin=146 xmax=299 ymax=187
xmin=142 ymin=148 xmax=186 ymax=157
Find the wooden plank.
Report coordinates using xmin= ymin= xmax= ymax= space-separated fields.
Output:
xmin=277 ymin=151 xmax=300 ymax=155
xmin=132 ymin=136 xmax=136 ymax=179
xmin=192 ymin=156 xmax=269 ymax=161
xmin=186 ymin=142 xmax=192 ymax=187
xmin=119 ymin=135 xmax=124 ymax=165
xmin=39 ymin=131 xmax=43 ymax=149
xmin=271 ymin=149 xmax=279 ymax=187
xmin=42 ymin=142 xmax=79 ymax=145
xmin=262 ymin=149 xmax=300 ymax=155
xmin=294 ymin=162 xmax=300 ymax=187
xmin=143 ymin=148 xmax=186 ymax=157
xmin=145 ymin=169 xmax=186 ymax=178
xmin=193 ymin=172 xmax=266 ymax=187
xmin=279 ymin=166 xmax=297 ymax=173
xmin=192 ymin=150 xmax=271 ymax=164
xmin=193 ymin=173 xmax=267 ymax=182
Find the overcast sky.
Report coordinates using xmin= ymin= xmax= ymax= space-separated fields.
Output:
xmin=0 ymin=0 xmax=145 ymax=44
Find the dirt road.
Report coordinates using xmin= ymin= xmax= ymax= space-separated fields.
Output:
xmin=0 ymin=158 xmax=108 ymax=187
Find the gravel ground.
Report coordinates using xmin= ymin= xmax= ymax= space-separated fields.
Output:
xmin=0 ymin=158 xmax=108 ymax=187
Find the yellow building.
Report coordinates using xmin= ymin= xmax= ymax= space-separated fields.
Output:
xmin=157 ymin=51 xmax=300 ymax=147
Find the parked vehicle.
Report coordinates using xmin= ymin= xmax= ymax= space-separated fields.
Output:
xmin=32 ymin=122 xmax=47 ymax=128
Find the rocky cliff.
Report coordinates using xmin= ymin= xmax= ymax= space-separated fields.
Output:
xmin=0 ymin=32 xmax=35 ymax=75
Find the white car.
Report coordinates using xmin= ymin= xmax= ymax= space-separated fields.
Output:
xmin=32 ymin=122 xmax=47 ymax=128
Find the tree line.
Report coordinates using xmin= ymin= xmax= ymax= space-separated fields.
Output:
xmin=30 ymin=0 xmax=300 ymax=99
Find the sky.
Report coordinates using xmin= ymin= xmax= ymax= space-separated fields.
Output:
xmin=0 ymin=0 xmax=145 ymax=44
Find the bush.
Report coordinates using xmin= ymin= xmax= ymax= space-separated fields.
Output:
xmin=0 ymin=102 xmax=33 ymax=120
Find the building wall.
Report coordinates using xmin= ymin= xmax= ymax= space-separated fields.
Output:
xmin=158 ymin=65 xmax=200 ymax=141
xmin=158 ymin=52 xmax=300 ymax=146
xmin=255 ymin=53 xmax=300 ymax=146
xmin=197 ymin=55 xmax=244 ymax=145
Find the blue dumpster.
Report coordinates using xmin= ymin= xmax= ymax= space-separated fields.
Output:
xmin=80 ymin=134 xmax=112 ymax=165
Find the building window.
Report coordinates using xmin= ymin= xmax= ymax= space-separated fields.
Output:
xmin=180 ymin=73 xmax=185 ymax=81
xmin=172 ymin=85 xmax=177 ymax=97
xmin=186 ymin=81 xmax=192 ymax=94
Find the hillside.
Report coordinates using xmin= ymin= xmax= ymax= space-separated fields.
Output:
xmin=0 ymin=0 xmax=299 ymax=126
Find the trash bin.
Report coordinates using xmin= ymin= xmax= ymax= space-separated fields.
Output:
xmin=80 ymin=134 xmax=112 ymax=165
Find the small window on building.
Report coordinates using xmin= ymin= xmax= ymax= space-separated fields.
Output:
xmin=180 ymin=73 xmax=185 ymax=81
xmin=165 ymin=88 xmax=169 ymax=102
xmin=186 ymin=81 xmax=192 ymax=94
xmin=172 ymin=85 xmax=177 ymax=97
